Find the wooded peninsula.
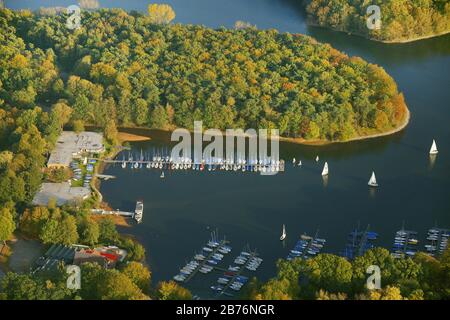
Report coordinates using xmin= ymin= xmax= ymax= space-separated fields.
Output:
xmin=1 ymin=8 xmax=408 ymax=144
xmin=304 ymin=0 xmax=450 ymax=43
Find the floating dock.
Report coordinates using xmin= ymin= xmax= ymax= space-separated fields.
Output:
xmin=286 ymin=231 xmax=326 ymax=261
xmin=91 ymin=151 xmax=285 ymax=173
xmin=215 ymin=249 xmax=261 ymax=297
xmin=392 ymin=228 xmax=419 ymax=259
xmin=425 ymin=228 xmax=449 ymax=257
xmin=342 ymin=225 xmax=378 ymax=260
xmin=173 ymin=232 xmax=231 ymax=284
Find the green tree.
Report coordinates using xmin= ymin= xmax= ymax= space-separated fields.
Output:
xmin=157 ymin=281 xmax=192 ymax=300
xmin=0 ymin=207 xmax=15 ymax=246
xmin=99 ymin=217 xmax=118 ymax=244
xmin=104 ymin=120 xmax=118 ymax=146
xmin=72 ymin=120 xmax=84 ymax=133
xmin=79 ymin=217 xmax=99 ymax=246
xmin=148 ymin=4 xmax=176 ymax=24
xmin=121 ymin=262 xmax=151 ymax=293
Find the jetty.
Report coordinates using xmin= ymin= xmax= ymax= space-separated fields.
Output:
xmin=216 ymin=249 xmax=261 ymax=297
xmin=392 ymin=225 xmax=419 ymax=258
xmin=343 ymin=225 xmax=378 ymax=260
xmin=173 ymin=232 xmax=231 ymax=284
xmin=286 ymin=230 xmax=326 ymax=261
xmin=425 ymin=227 xmax=449 ymax=257
xmin=91 ymin=209 xmax=134 ymax=217
xmin=95 ymin=174 xmax=116 ymax=180
xmin=89 ymin=152 xmax=285 ymax=173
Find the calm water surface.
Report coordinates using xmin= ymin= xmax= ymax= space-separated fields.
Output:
xmin=9 ymin=1 xmax=450 ymax=291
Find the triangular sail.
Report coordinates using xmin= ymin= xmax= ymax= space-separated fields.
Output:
xmin=322 ymin=162 xmax=329 ymax=176
xmin=368 ymin=171 xmax=378 ymax=186
xmin=430 ymin=139 xmax=438 ymax=154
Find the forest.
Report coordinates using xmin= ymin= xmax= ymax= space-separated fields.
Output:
xmin=0 ymin=8 xmax=408 ymax=143
xmin=243 ymin=247 xmax=450 ymax=300
xmin=304 ymin=0 xmax=450 ymax=42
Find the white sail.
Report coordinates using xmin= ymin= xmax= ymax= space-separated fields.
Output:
xmin=321 ymin=162 xmax=329 ymax=176
xmin=430 ymin=139 xmax=438 ymax=155
xmin=315 ymin=155 xmax=320 ymax=162
xmin=160 ymin=171 xmax=165 ymax=179
xmin=280 ymin=224 xmax=286 ymax=241
xmin=292 ymin=158 xmax=296 ymax=164
xmin=368 ymin=171 xmax=378 ymax=187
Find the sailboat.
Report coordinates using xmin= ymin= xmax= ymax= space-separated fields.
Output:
xmin=280 ymin=224 xmax=286 ymax=241
xmin=315 ymin=155 xmax=320 ymax=162
xmin=321 ymin=162 xmax=329 ymax=176
xmin=292 ymin=158 xmax=296 ymax=165
xmin=368 ymin=171 xmax=378 ymax=187
xmin=160 ymin=171 xmax=165 ymax=179
xmin=429 ymin=139 xmax=438 ymax=155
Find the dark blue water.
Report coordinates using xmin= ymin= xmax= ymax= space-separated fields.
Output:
xmin=9 ymin=1 xmax=450 ymax=291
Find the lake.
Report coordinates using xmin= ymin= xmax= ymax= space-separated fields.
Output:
xmin=8 ymin=0 xmax=450 ymax=293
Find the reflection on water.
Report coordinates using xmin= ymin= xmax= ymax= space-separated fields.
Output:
xmin=322 ymin=175 xmax=328 ymax=188
xmin=429 ymin=154 xmax=437 ymax=170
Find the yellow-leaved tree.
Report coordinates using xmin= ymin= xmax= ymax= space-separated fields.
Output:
xmin=148 ymin=4 xmax=176 ymax=24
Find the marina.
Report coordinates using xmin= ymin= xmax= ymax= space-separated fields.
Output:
xmin=286 ymin=231 xmax=326 ymax=261
xmin=392 ymin=226 xmax=419 ymax=259
xmin=425 ymin=228 xmax=449 ymax=257
xmin=92 ymin=148 xmax=285 ymax=174
xmin=214 ymin=248 xmax=262 ymax=297
xmin=342 ymin=225 xmax=378 ymax=260
xmin=173 ymin=232 xmax=231 ymax=284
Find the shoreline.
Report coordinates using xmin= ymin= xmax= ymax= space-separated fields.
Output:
xmin=280 ymin=108 xmax=410 ymax=146
xmin=307 ymin=21 xmax=450 ymax=44
xmin=111 ymin=108 xmax=410 ymax=147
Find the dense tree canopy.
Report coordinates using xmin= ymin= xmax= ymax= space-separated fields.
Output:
xmin=0 ymin=8 xmax=408 ymax=143
xmin=247 ymin=247 xmax=450 ymax=300
xmin=305 ymin=0 xmax=450 ymax=42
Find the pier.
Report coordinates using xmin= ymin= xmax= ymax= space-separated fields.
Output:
xmin=425 ymin=228 xmax=449 ymax=257
xmin=91 ymin=209 xmax=134 ymax=218
xmin=90 ymin=157 xmax=285 ymax=173
xmin=286 ymin=230 xmax=326 ymax=261
xmin=392 ymin=227 xmax=419 ymax=258
xmin=216 ymin=250 xmax=259 ymax=298
xmin=95 ymin=174 xmax=116 ymax=180
xmin=343 ymin=225 xmax=378 ymax=260
xmin=182 ymin=239 xmax=230 ymax=283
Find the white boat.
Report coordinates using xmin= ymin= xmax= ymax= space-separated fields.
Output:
xmin=280 ymin=224 xmax=286 ymax=241
xmin=174 ymin=275 xmax=186 ymax=282
xmin=121 ymin=162 xmax=126 ymax=169
xmin=368 ymin=171 xmax=378 ymax=187
xmin=298 ymin=160 xmax=302 ymax=167
xmin=134 ymin=201 xmax=144 ymax=223
xmin=321 ymin=162 xmax=329 ymax=176
xmin=430 ymin=139 xmax=438 ymax=155
xmin=160 ymin=171 xmax=165 ymax=179
xmin=315 ymin=155 xmax=319 ymax=162
xmin=292 ymin=158 xmax=296 ymax=164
